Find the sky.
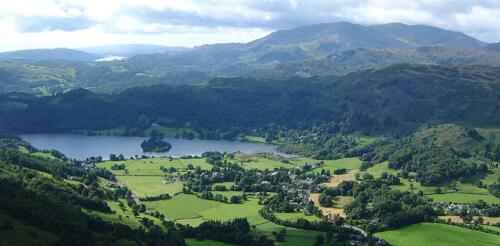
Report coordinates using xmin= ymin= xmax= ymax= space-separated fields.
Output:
xmin=0 ymin=0 xmax=499 ymax=52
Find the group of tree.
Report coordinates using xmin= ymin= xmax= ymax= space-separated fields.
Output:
xmin=345 ymin=178 xmax=436 ymax=232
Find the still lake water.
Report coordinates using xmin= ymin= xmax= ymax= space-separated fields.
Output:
xmin=20 ymin=133 xmax=287 ymax=160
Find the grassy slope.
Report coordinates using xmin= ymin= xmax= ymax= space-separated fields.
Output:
xmin=85 ymin=199 xmax=163 ymax=229
xmin=376 ymin=223 xmax=500 ymax=246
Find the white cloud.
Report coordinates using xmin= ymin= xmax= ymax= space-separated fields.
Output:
xmin=0 ymin=0 xmax=499 ymax=51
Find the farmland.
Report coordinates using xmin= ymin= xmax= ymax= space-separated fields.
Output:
xmin=376 ymin=223 xmax=500 ymax=246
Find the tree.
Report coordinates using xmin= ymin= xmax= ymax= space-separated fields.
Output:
xmin=315 ymin=234 xmax=325 ymax=245
xmin=230 ymin=195 xmax=241 ymax=204
xmin=273 ymin=227 xmax=286 ymax=242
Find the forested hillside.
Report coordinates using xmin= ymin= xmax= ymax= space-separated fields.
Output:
xmin=1 ymin=64 xmax=498 ymax=136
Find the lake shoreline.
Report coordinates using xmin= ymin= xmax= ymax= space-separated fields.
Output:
xmin=19 ymin=133 xmax=293 ymax=160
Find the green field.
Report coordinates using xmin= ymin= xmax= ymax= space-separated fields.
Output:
xmin=273 ymin=212 xmax=321 ymax=222
xmin=376 ymin=222 xmax=500 ymax=246
xmin=364 ymin=161 xmax=397 ymax=177
xmin=86 ymin=199 xmax=163 ymax=229
xmin=117 ymin=176 xmax=183 ymax=197
xmin=427 ymin=192 xmax=500 ymax=204
xmin=99 ymin=157 xmax=212 ymax=176
xmin=144 ymin=194 xmax=262 ymax=225
xmin=308 ymin=157 xmax=362 ymax=174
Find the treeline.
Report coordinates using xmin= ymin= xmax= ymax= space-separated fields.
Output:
xmin=179 ymin=218 xmax=274 ymax=246
xmin=259 ymin=208 xmax=334 ymax=231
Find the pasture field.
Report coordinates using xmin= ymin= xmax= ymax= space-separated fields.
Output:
xmin=0 ymin=212 xmax=56 ymax=246
xmin=117 ymin=176 xmax=183 ymax=197
xmin=376 ymin=222 xmax=500 ymax=246
xmin=143 ymin=193 xmax=326 ymax=244
xmin=143 ymin=194 xmax=224 ymax=221
xmin=99 ymin=157 xmax=212 ymax=176
xmin=85 ymin=199 xmax=163 ymax=229
xmin=427 ymin=192 xmax=500 ymax=204
xmin=364 ymin=161 xmax=397 ymax=177
xmin=273 ymin=211 xmax=321 ymax=222
xmin=144 ymin=194 xmax=262 ymax=225
xmin=309 ymin=157 xmax=362 ymax=174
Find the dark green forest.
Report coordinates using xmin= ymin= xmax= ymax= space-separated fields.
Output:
xmin=1 ymin=64 xmax=498 ymax=136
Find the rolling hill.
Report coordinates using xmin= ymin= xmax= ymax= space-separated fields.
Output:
xmin=0 ymin=22 xmax=498 ymax=95
xmin=0 ymin=48 xmax=99 ymax=62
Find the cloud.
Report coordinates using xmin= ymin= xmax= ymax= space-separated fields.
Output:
xmin=1 ymin=0 xmax=500 ymax=51
xmin=15 ymin=16 xmax=97 ymax=32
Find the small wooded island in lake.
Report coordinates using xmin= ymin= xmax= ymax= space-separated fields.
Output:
xmin=141 ymin=131 xmax=171 ymax=152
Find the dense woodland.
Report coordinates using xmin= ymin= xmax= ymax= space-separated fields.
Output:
xmin=0 ymin=64 xmax=498 ymax=137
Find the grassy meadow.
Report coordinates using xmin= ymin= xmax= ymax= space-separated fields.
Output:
xmin=376 ymin=222 xmax=500 ymax=246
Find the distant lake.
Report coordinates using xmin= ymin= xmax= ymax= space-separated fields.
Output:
xmin=19 ymin=133 xmax=290 ymax=160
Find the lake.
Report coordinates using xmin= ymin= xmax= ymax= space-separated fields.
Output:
xmin=19 ymin=133 xmax=289 ymax=160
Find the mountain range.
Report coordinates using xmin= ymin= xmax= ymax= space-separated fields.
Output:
xmin=0 ymin=22 xmax=499 ymax=94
